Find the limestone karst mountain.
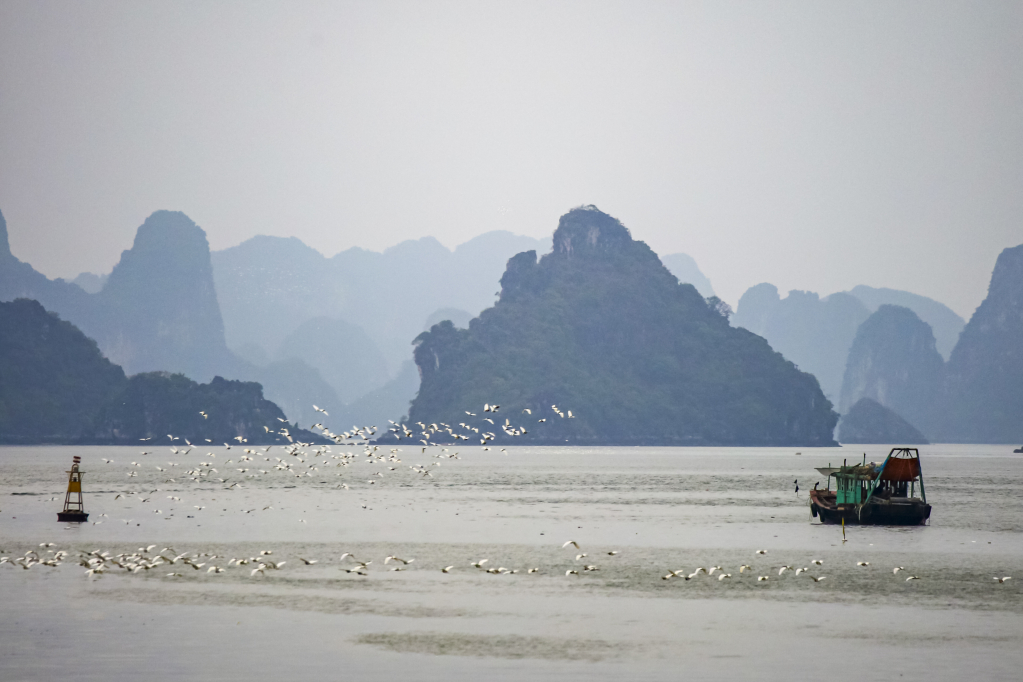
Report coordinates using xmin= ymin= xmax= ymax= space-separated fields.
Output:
xmin=334 ymin=360 xmax=421 ymax=430
xmin=846 ymin=285 xmax=964 ymax=360
xmin=837 ymin=397 xmax=929 ymax=445
xmin=729 ymin=282 xmax=781 ymax=338
xmin=406 ymin=206 xmax=838 ymax=446
xmin=90 ymin=372 xmax=320 ymax=445
xmin=838 ymin=305 xmax=944 ymax=434
xmin=70 ymin=271 xmax=108 ymax=294
xmin=94 ymin=210 xmax=242 ymax=381
xmin=934 ymin=244 xmax=1023 ymax=443
xmin=423 ymin=307 xmax=474 ymax=331
xmin=734 ymin=245 xmax=1022 ymax=444
xmin=251 ymin=357 xmax=343 ymax=429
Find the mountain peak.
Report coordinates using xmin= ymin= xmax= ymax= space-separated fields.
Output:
xmin=98 ymin=210 xmax=232 ymax=380
xmin=130 ymin=210 xmax=208 ymax=256
xmin=985 ymin=243 xmax=1023 ymax=307
xmin=937 ymin=242 xmax=1023 ymax=443
xmin=552 ymin=206 xmax=632 ymax=257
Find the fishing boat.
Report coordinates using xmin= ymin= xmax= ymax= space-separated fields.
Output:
xmin=809 ymin=447 xmax=931 ymax=525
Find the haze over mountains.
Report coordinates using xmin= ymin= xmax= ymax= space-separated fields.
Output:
xmin=2 ymin=204 xmax=1021 ymax=445
xmin=827 ymin=244 xmax=1023 ymax=444
xmin=932 ymin=244 xmax=1023 ymax=444
xmin=0 ymin=209 xmax=242 ymax=382
xmin=1 ymin=206 xmax=715 ymax=430
xmin=731 ymin=284 xmax=965 ymax=406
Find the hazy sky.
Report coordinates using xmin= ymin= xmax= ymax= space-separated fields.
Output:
xmin=2 ymin=1 xmax=1020 ymax=317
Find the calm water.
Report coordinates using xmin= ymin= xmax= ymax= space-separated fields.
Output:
xmin=1 ymin=443 xmax=1021 ymax=681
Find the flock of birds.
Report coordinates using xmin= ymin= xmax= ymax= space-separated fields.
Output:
xmin=385 ymin=403 xmax=573 ymax=446
xmin=1 ymin=541 xmax=1014 ymax=588
xmin=59 ymin=402 xmax=581 ymax=525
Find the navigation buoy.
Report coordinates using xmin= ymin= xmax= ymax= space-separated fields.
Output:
xmin=57 ymin=456 xmax=89 ymax=522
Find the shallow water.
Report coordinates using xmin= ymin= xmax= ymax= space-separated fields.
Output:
xmin=1 ymin=443 xmax=1021 ymax=681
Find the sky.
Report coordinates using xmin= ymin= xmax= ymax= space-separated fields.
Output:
xmin=1 ymin=1 xmax=1021 ymax=318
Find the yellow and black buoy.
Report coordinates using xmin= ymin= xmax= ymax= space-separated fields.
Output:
xmin=57 ymin=455 xmax=89 ymax=522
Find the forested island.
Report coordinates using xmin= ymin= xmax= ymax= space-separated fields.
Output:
xmin=406 ymin=206 xmax=838 ymax=446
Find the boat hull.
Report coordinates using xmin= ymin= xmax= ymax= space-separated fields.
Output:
xmin=809 ymin=491 xmax=930 ymax=526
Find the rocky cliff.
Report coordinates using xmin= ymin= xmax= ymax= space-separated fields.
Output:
xmin=846 ymin=285 xmax=965 ymax=360
xmin=935 ymin=244 xmax=1023 ymax=443
xmin=406 ymin=206 xmax=838 ymax=446
xmin=93 ymin=211 xmax=241 ymax=381
xmin=838 ymin=305 xmax=943 ymax=434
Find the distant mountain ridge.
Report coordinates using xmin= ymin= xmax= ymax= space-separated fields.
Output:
xmin=1 ymin=208 xmax=242 ymax=383
xmin=1 ymin=209 xmax=346 ymax=428
xmin=660 ymin=253 xmax=714 ymax=298
xmin=832 ymin=245 xmax=1023 ymax=444
xmin=4 ymin=204 xmax=719 ymax=431
xmin=732 ymin=281 xmax=965 ymax=406
xmin=211 ymin=231 xmax=555 ymax=376
xmin=732 ymin=285 xmax=869 ymax=403
xmin=210 ymin=229 xmax=715 ymax=425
